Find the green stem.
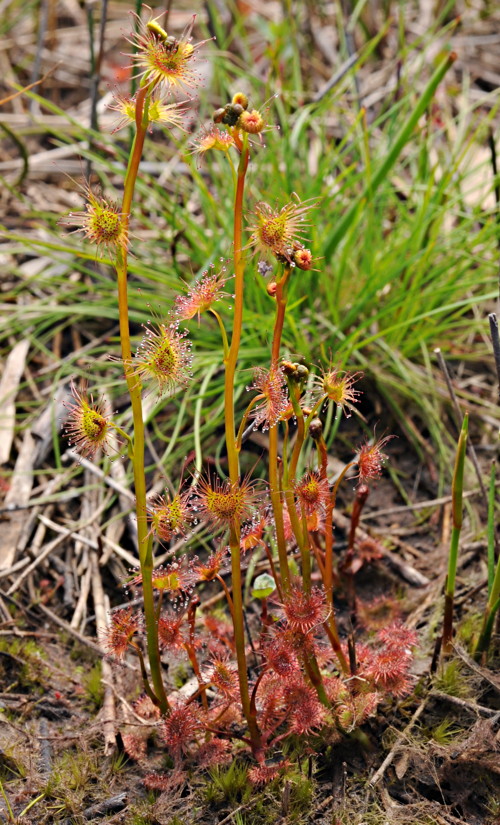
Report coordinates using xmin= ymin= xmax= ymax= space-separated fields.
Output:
xmin=442 ymin=412 xmax=468 ymax=656
xmin=224 ymin=134 xmax=249 ymax=482
xmin=475 ymin=465 xmax=500 ymax=657
xmin=287 ymin=382 xmax=305 ymax=481
xmin=209 ymin=308 xmax=229 ymax=361
xmin=222 ymin=135 xmax=263 ymax=758
xmin=283 ymin=485 xmax=310 ymax=590
xmin=268 ymin=266 xmax=292 ymax=593
xmin=316 ymin=435 xmax=349 ymax=674
xmin=115 ymin=85 xmax=168 ymax=714
xmin=236 ymin=394 xmax=264 ymax=451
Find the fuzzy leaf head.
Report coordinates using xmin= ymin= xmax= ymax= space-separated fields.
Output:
xmin=134 ymin=321 xmax=192 ymax=395
xmin=64 ymin=382 xmax=114 ymax=457
xmin=127 ymin=10 xmax=208 ymax=92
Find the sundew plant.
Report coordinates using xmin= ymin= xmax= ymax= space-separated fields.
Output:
xmin=62 ymin=6 xmax=455 ymax=781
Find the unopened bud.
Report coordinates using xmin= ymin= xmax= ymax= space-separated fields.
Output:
xmin=238 ymin=109 xmax=265 ymax=134
xmin=222 ymin=103 xmax=244 ymax=126
xmin=285 ymin=362 xmax=309 ymax=385
xmin=293 ymin=248 xmax=313 ymax=270
xmin=213 ymin=107 xmax=226 ymax=123
xmin=267 ymin=281 xmax=277 ymax=297
xmin=232 ymin=92 xmax=249 ymax=110
xmin=281 ymin=361 xmax=297 ymax=377
xmin=309 ymin=418 xmax=323 ymax=440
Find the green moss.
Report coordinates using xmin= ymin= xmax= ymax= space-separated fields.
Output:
xmin=456 ymin=612 xmax=482 ymax=646
xmin=426 ymin=718 xmax=463 ymax=745
xmin=171 ymin=662 xmax=189 ymax=690
xmin=433 ymin=660 xmax=472 ymax=698
xmin=286 ymin=774 xmax=314 ymax=821
xmin=68 ymin=638 xmax=98 ymax=664
xmin=203 ymin=761 xmax=252 ymax=806
xmin=82 ymin=662 xmax=104 ymax=710
xmin=0 ymin=637 xmax=50 ymax=692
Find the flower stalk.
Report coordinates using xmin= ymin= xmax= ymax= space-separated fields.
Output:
xmin=442 ymin=412 xmax=468 ymax=656
xmin=115 ymin=83 xmax=169 ymax=714
xmin=222 ymin=133 xmax=263 ymax=757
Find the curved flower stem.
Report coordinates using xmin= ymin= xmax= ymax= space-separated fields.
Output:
xmin=283 ymin=486 xmax=310 ymax=592
xmin=235 ymin=394 xmax=264 ymax=451
xmin=215 ymin=573 xmax=235 ymax=620
xmin=115 ymin=85 xmax=169 ymax=715
xmin=268 ymin=265 xmax=292 ymax=594
xmin=224 ymin=133 xmax=249 ymax=481
xmin=223 ymin=135 xmax=263 ymax=759
xmin=209 ymin=308 xmax=229 ymax=361
xmin=282 ymin=378 xmax=311 ymax=589
xmin=315 ymin=435 xmax=349 ymax=674
xmin=287 ymin=381 xmax=305 ymax=482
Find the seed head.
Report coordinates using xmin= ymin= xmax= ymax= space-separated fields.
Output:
xmin=63 ymin=182 xmax=127 ymax=255
xmin=248 ymin=364 xmax=288 ymax=430
xmin=64 ymin=382 xmax=114 ymax=457
xmin=127 ymin=10 xmax=207 ymax=92
xmin=247 ymin=196 xmax=316 ymax=262
xmin=106 ymin=608 xmax=141 ymax=659
xmin=173 ymin=266 xmax=230 ymax=321
xmin=194 ymin=475 xmax=257 ymax=528
xmin=134 ymin=321 xmax=192 ymax=395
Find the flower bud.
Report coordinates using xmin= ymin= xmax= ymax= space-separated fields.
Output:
xmin=309 ymin=418 xmax=323 ymax=440
xmin=281 ymin=361 xmax=297 ymax=377
xmin=213 ymin=107 xmax=226 ymax=123
xmin=266 ymin=281 xmax=277 ymax=297
xmin=232 ymin=92 xmax=249 ymax=110
xmin=238 ymin=109 xmax=265 ymax=134
xmin=222 ymin=103 xmax=244 ymax=126
xmin=293 ymin=247 xmax=313 ymax=270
